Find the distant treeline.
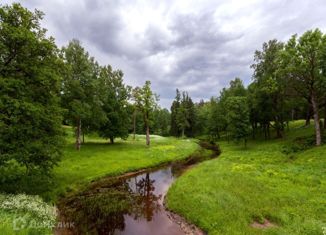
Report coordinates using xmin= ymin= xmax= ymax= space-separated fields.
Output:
xmin=1 ymin=3 xmax=326 ymax=174
xmin=170 ymin=34 xmax=326 ymax=147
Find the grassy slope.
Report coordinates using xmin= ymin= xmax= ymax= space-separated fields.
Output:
xmin=166 ymin=121 xmax=326 ymax=235
xmin=0 ymin=128 xmax=198 ymax=234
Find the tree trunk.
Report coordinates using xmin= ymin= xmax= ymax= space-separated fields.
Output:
xmin=305 ymin=105 xmax=311 ymax=126
xmin=75 ymin=118 xmax=81 ymax=151
xmin=146 ymin=123 xmax=150 ymax=146
xmin=311 ymin=92 xmax=322 ymax=146
xmin=252 ymin=123 xmax=256 ymax=140
xmin=324 ymin=105 xmax=326 ymax=129
xmin=291 ymin=109 xmax=295 ymax=121
xmin=181 ymin=128 xmax=185 ymax=138
xmin=286 ymin=121 xmax=290 ymax=131
xmin=82 ymin=132 xmax=85 ymax=144
xmin=275 ymin=116 xmax=283 ymax=138
xmin=133 ymin=110 xmax=136 ymax=140
xmin=276 ymin=128 xmax=282 ymax=138
xmin=110 ymin=136 xmax=114 ymax=144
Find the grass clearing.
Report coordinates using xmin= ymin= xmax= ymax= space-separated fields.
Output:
xmin=166 ymin=121 xmax=326 ymax=235
xmin=52 ymin=128 xmax=198 ymax=201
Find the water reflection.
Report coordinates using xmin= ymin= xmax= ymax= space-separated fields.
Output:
xmin=58 ymin=166 xmax=184 ymax=235
xmin=130 ymin=173 xmax=161 ymax=221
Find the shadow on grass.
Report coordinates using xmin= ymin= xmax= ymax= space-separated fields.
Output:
xmin=68 ymin=141 xmax=132 ymax=148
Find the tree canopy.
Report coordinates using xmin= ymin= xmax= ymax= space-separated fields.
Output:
xmin=0 ymin=3 xmax=64 ymax=172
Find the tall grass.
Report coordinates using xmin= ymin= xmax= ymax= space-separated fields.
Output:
xmin=166 ymin=120 xmax=326 ymax=235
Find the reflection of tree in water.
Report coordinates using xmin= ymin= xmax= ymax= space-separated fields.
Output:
xmin=59 ymin=181 xmax=133 ymax=235
xmin=59 ymin=173 xmax=161 ymax=235
xmin=131 ymin=173 xmax=162 ymax=221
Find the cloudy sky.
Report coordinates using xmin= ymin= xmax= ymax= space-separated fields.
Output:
xmin=4 ymin=0 xmax=326 ymax=108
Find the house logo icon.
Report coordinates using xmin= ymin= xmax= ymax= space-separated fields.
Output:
xmin=13 ymin=216 xmax=27 ymax=231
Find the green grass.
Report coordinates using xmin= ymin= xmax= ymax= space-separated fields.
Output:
xmin=0 ymin=128 xmax=198 ymax=234
xmin=51 ymin=128 xmax=198 ymax=201
xmin=166 ymin=120 xmax=326 ymax=235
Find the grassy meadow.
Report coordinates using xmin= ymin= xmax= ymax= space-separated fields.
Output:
xmin=166 ymin=121 xmax=326 ymax=235
xmin=52 ymin=127 xmax=198 ymax=200
xmin=1 ymin=122 xmax=325 ymax=235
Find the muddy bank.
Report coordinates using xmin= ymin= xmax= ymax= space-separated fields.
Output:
xmin=55 ymin=141 xmax=220 ymax=235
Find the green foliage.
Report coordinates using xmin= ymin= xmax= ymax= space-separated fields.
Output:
xmin=194 ymin=101 xmax=211 ymax=136
xmin=170 ymin=89 xmax=181 ymax=136
xmin=151 ymin=108 xmax=171 ymax=136
xmin=0 ymin=3 xmax=64 ymax=172
xmin=225 ymin=97 xmax=251 ymax=146
xmin=207 ymin=97 xmax=227 ymax=140
xmin=132 ymin=81 xmax=159 ymax=145
xmin=219 ymin=78 xmax=247 ymax=101
xmin=98 ymin=66 xmax=130 ymax=143
xmin=170 ymin=89 xmax=196 ymax=137
xmin=61 ymin=41 xmax=132 ymax=145
xmin=61 ymin=39 xmax=102 ymax=149
xmin=200 ymin=30 xmax=326 ymax=147
xmin=250 ymin=39 xmax=289 ymax=138
xmin=282 ymin=133 xmax=326 ymax=155
xmin=281 ymin=29 xmax=326 ymax=145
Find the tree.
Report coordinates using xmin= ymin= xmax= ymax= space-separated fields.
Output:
xmin=225 ymin=97 xmax=251 ymax=147
xmin=131 ymin=87 xmax=142 ymax=139
xmin=152 ymin=108 xmax=171 ymax=136
xmin=170 ymin=89 xmax=181 ymax=137
xmin=218 ymin=78 xmax=247 ymax=139
xmin=207 ymin=97 xmax=226 ymax=140
xmin=133 ymin=81 xmax=158 ymax=146
xmin=282 ymin=29 xmax=326 ymax=146
xmin=174 ymin=91 xmax=196 ymax=138
xmin=194 ymin=101 xmax=210 ymax=137
xmin=98 ymin=66 xmax=130 ymax=143
xmin=61 ymin=40 xmax=96 ymax=150
xmin=0 ymin=3 xmax=64 ymax=173
xmin=184 ymin=93 xmax=196 ymax=137
xmin=251 ymin=39 xmax=288 ymax=138
xmin=81 ymin=59 xmax=106 ymax=142
xmin=176 ymin=101 xmax=189 ymax=138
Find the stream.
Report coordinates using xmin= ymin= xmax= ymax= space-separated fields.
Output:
xmin=56 ymin=141 xmax=219 ymax=235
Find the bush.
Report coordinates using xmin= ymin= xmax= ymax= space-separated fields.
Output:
xmin=282 ymin=134 xmax=325 ymax=155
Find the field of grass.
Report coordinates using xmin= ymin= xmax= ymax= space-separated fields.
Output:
xmin=0 ymin=128 xmax=198 ymax=234
xmin=166 ymin=121 xmax=326 ymax=235
xmin=51 ymin=128 xmax=198 ymax=201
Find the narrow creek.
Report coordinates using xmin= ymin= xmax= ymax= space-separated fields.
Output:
xmin=55 ymin=141 xmax=220 ymax=235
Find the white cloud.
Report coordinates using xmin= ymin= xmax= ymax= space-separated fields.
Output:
xmin=2 ymin=0 xmax=326 ymax=108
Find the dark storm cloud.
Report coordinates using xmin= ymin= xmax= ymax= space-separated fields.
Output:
xmin=3 ymin=0 xmax=326 ymax=108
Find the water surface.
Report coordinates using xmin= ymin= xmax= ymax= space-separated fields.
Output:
xmin=57 ymin=166 xmax=185 ymax=235
xmin=57 ymin=141 xmax=219 ymax=235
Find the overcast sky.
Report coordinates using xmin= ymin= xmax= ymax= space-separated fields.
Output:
xmin=4 ymin=0 xmax=326 ymax=108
